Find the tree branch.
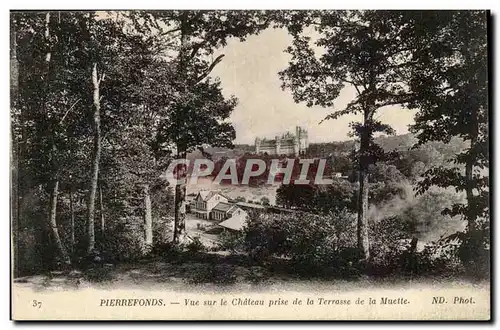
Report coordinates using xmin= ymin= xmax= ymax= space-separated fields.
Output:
xmin=320 ymin=99 xmax=362 ymax=124
xmin=160 ymin=27 xmax=181 ymax=36
xmin=195 ymin=54 xmax=225 ymax=84
xmin=59 ymin=99 xmax=81 ymax=125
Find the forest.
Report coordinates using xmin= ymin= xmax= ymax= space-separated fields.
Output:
xmin=11 ymin=10 xmax=489 ymax=285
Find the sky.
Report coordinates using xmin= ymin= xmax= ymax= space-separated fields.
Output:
xmin=211 ymin=27 xmax=417 ymax=145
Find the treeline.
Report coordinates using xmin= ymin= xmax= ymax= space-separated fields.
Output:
xmin=10 ymin=11 xmax=489 ymax=278
xmin=278 ymin=10 xmax=489 ymax=268
xmin=11 ymin=11 xmax=271 ymax=275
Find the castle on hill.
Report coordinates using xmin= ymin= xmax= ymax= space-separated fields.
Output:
xmin=254 ymin=126 xmax=309 ymax=156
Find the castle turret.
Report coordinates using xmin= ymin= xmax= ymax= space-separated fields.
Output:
xmin=255 ymin=137 xmax=261 ymax=154
xmin=295 ymin=126 xmax=309 ymax=155
xmin=302 ymin=128 xmax=309 ymax=151
xmin=293 ymin=134 xmax=299 ymax=156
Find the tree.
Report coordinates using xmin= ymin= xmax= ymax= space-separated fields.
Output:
xmin=12 ymin=12 xmax=78 ymax=267
xmin=134 ymin=10 xmax=270 ymax=243
xmin=66 ymin=12 xmax=157 ymax=253
xmin=279 ymin=10 xmax=413 ymax=260
xmin=403 ymin=11 xmax=489 ymax=274
xmin=234 ymin=196 xmax=246 ymax=203
xmin=405 ymin=11 xmax=489 ymax=230
xmin=12 ymin=11 xmax=164 ymax=264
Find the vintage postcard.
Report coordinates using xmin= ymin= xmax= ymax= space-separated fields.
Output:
xmin=10 ymin=9 xmax=490 ymax=321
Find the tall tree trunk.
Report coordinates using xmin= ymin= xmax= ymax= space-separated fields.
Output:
xmin=173 ymin=154 xmax=187 ymax=244
xmin=44 ymin=12 xmax=71 ymax=266
xmin=11 ymin=14 xmax=20 ymax=275
xmin=172 ymin=14 xmax=188 ymax=244
xmin=99 ymin=184 xmax=105 ymax=234
xmin=87 ymin=63 xmax=102 ymax=254
xmin=49 ymin=179 xmax=71 ymax=266
xmin=357 ymin=170 xmax=370 ymax=260
xmin=144 ymin=184 xmax=153 ymax=246
xmin=356 ymin=111 xmax=372 ymax=261
xmin=69 ymin=187 xmax=75 ymax=254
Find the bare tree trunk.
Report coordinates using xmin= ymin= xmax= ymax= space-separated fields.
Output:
xmin=144 ymin=184 xmax=153 ymax=246
xmin=11 ymin=14 xmax=20 ymax=275
xmin=356 ymin=111 xmax=372 ymax=261
xmin=44 ymin=12 xmax=71 ymax=266
xmin=357 ymin=169 xmax=370 ymax=260
xmin=87 ymin=63 xmax=102 ymax=254
xmin=173 ymin=156 xmax=187 ymax=244
xmin=69 ymin=188 xmax=75 ymax=253
xmin=49 ymin=180 xmax=71 ymax=266
xmin=99 ymin=184 xmax=105 ymax=234
xmin=172 ymin=14 xmax=188 ymax=244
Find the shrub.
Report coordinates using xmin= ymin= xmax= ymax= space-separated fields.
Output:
xmin=243 ymin=210 xmax=359 ymax=277
xmin=186 ymin=236 xmax=206 ymax=254
xmin=218 ymin=230 xmax=245 ymax=252
xmin=153 ymin=216 xmax=173 ymax=246
xmin=98 ymin=217 xmax=146 ymax=262
xmin=150 ymin=242 xmax=183 ymax=260
xmin=369 ymin=216 xmax=411 ymax=273
xmin=368 ymin=215 xmax=463 ymax=276
xmin=447 ymin=227 xmax=490 ymax=280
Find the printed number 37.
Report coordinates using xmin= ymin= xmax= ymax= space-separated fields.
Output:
xmin=32 ymin=300 xmax=42 ymax=309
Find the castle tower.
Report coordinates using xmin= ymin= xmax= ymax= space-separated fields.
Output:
xmin=295 ymin=126 xmax=309 ymax=155
xmin=255 ymin=137 xmax=261 ymax=154
xmin=293 ymin=134 xmax=299 ymax=156
xmin=303 ymin=128 xmax=309 ymax=150
xmin=275 ymin=135 xmax=281 ymax=155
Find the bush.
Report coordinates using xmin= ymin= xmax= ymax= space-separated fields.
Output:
xmin=260 ymin=197 xmax=270 ymax=206
xmin=150 ymin=242 xmax=183 ymax=261
xmin=243 ymin=210 xmax=359 ymax=277
xmin=98 ymin=217 xmax=146 ymax=262
xmin=368 ymin=215 xmax=462 ymax=276
xmin=447 ymin=227 xmax=490 ymax=280
xmin=186 ymin=236 xmax=206 ymax=254
xmin=218 ymin=231 xmax=245 ymax=253
xmin=153 ymin=216 xmax=173 ymax=246
xmin=369 ymin=216 xmax=411 ymax=273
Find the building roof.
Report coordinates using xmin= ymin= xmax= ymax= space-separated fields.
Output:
xmin=259 ymin=140 xmax=277 ymax=147
xmin=218 ymin=213 xmax=248 ymax=231
xmin=227 ymin=205 xmax=244 ymax=215
xmin=198 ymin=190 xmax=231 ymax=202
xmin=218 ymin=192 xmax=232 ymax=200
xmin=212 ymin=202 xmax=234 ymax=213
xmin=198 ymin=190 xmax=210 ymax=201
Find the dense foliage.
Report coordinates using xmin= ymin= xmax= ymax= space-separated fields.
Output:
xmin=11 ymin=10 xmax=489 ymax=281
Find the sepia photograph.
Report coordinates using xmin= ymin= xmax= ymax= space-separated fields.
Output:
xmin=10 ymin=9 xmax=490 ymax=320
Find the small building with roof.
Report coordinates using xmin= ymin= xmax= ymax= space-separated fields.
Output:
xmin=189 ymin=190 xmax=247 ymax=221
